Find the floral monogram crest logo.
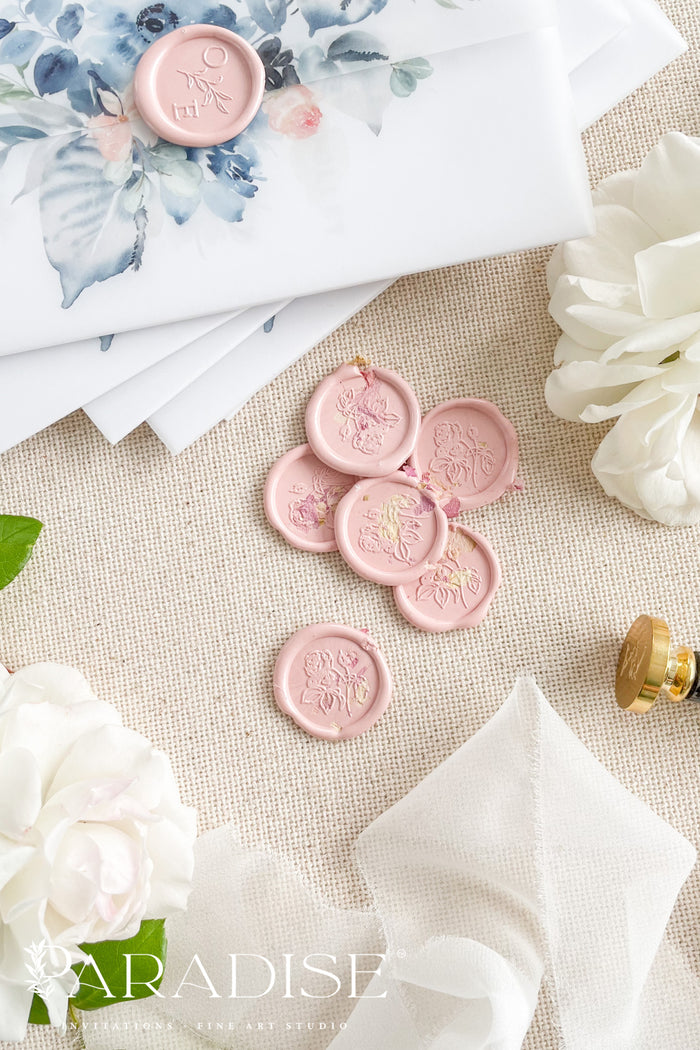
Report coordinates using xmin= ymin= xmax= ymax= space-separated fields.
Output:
xmin=416 ymin=529 xmax=482 ymax=610
xmin=302 ymin=649 xmax=369 ymax=718
xmin=429 ymin=421 xmax=495 ymax=490
xmin=359 ymin=491 xmax=432 ymax=565
xmin=288 ymin=466 xmax=352 ymax=534
xmin=336 ymin=371 xmax=400 ymax=456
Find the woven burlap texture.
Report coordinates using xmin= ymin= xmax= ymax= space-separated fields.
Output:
xmin=3 ymin=1 xmax=700 ymax=1045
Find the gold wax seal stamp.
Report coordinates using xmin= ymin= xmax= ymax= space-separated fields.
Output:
xmin=616 ymin=615 xmax=700 ymax=713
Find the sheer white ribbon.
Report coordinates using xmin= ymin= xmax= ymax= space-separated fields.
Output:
xmin=82 ymin=679 xmax=699 ymax=1050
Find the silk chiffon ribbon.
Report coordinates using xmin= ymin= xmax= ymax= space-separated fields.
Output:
xmin=82 ymin=679 xmax=700 ymax=1050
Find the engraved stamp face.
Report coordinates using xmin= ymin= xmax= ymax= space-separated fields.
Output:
xmin=619 ymin=638 xmax=647 ymax=682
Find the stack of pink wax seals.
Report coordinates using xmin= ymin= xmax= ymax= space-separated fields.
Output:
xmin=264 ymin=361 xmax=519 ymax=633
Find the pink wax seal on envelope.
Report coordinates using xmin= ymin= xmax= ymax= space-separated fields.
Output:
xmin=273 ymin=623 xmax=392 ymax=740
xmin=264 ymin=444 xmax=358 ymax=553
xmin=334 ymin=473 xmax=448 ymax=586
xmin=133 ymin=24 xmax=265 ymax=147
xmin=411 ymin=398 xmax=518 ymax=511
xmin=305 ymin=363 xmax=421 ymax=477
xmin=394 ymin=524 xmax=501 ymax=633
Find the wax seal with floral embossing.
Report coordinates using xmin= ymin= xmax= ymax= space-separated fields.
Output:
xmin=305 ymin=362 xmax=421 ymax=478
xmin=264 ymin=444 xmax=358 ymax=553
xmin=334 ymin=473 xmax=448 ymax=586
xmin=394 ymin=523 xmax=501 ymax=633
xmin=410 ymin=398 xmax=519 ymax=512
xmin=273 ymin=623 xmax=392 ymax=740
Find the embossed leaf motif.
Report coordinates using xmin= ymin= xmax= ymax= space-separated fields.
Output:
xmin=39 ymin=136 xmax=145 ymax=307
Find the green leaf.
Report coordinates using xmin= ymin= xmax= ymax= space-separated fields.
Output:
xmin=434 ymin=0 xmax=461 ymax=8
xmin=28 ymin=997 xmax=50 ymax=1025
xmin=0 ymin=78 xmax=34 ymax=104
xmin=390 ymin=67 xmax=417 ymax=98
xmin=396 ymin=57 xmax=433 ymax=80
xmin=29 ymin=919 xmax=168 ymax=1023
xmin=0 ymin=515 xmax=42 ymax=591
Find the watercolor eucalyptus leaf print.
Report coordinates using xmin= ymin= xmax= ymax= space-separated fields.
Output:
xmin=56 ymin=4 xmax=84 ymax=42
xmin=0 ymin=0 xmax=436 ymax=311
xmin=246 ymin=0 xmax=287 ymax=34
xmin=39 ymin=135 xmax=146 ymax=306
xmin=326 ymin=31 xmax=388 ymax=63
xmin=299 ymin=0 xmax=389 ymax=35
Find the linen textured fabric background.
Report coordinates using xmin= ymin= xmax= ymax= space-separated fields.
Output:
xmin=3 ymin=0 xmax=700 ymax=1045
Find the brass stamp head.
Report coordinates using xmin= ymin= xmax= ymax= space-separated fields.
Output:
xmin=616 ymin=615 xmax=698 ymax=714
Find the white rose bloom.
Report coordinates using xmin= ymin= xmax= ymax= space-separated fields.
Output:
xmin=0 ymin=663 xmax=197 ymax=1042
xmin=545 ymin=132 xmax=700 ymax=526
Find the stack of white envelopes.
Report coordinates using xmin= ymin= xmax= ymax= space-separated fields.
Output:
xmin=0 ymin=0 xmax=685 ymax=454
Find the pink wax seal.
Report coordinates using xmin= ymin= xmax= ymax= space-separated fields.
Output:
xmin=334 ymin=473 xmax=448 ymax=586
xmin=410 ymin=399 xmax=519 ymax=511
xmin=394 ymin=524 xmax=501 ymax=633
xmin=305 ymin=363 xmax=421 ymax=477
xmin=133 ymin=25 xmax=265 ymax=147
xmin=273 ymin=623 xmax=392 ymax=740
xmin=264 ymin=444 xmax=358 ymax=553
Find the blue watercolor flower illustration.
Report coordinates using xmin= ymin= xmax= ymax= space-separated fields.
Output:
xmin=0 ymin=0 xmax=435 ymax=309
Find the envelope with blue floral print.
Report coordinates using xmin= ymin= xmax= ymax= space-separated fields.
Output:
xmin=0 ymin=0 xmax=593 ymax=354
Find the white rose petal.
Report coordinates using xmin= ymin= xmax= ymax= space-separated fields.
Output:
xmin=0 ymin=664 xmax=196 ymax=1041
xmin=546 ymin=132 xmax=700 ymax=525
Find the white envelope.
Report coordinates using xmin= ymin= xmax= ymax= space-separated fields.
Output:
xmin=0 ymin=0 xmax=685 ymax=454
xmin=0 ymin=0 xmax=593 ymax=355
xmin=149 ymin=283 xmax=392 ymax=454
xmin=83 ymin=300 xmax=289 ymax=444
xmin=136 ymin=0 xmax=685 ymax=454
xmin=570 ymin=0 xmax=686 ymax=129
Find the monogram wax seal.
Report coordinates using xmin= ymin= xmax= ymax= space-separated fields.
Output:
xmin=264 ymin=444 xmax=358 ymax=553
xmin=410 ymin=398 xmax=519 ymax=512
xmin=305 ymin=363 xmax=421 ymax=477
xmin=133 ymin=25 xmax=265 ymax=147
xmin=334 ymin=473 xmax=448 ymax=586
xmin=273 ymin=623 xmax=392 ymax=740
xmin=394 ymin=524 xmax=501 ymax=633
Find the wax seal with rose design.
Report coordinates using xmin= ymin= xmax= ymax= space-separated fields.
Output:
xmin=305 ymin=362 xmax=421 ymax=478
xmin=264 ymin=444 xmax=358 ymax=553
xmin=394 ymin=524 xmax=501 ymax=633
xmin=334 ymin=473 xmax=448 ymax=586
xmin=273 ymin=623 xmax=392 ymax=740
xmin=410 ymin=398 xmax=519 ymax=512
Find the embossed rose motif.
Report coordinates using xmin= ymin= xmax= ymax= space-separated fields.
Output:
xmin=429 ymin=421 xmax=495 ymax=490
xmin=300 ymin=649 xmax=368 ymax=717
xmin=545 ymin=132 xmax=700 ymax=526
xmin=288 ymin=467 xmax=351 ymax=534
xmin=336 ymin=373 xmax=401 ymax=456
xmin=289 ymin=492 xmax=321 ymax=532
xmin=0 ymin=663 xmax=196 ymax=1041
xmin=416 ymin=561 xmax=481 ymax=610
xmin=433 ymin=421 xmax=462 ymax=448
xmin=359 ymin=493 xmax=425 ymax=565
xmin=304 ymin=649 xmax=334 ymax=680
